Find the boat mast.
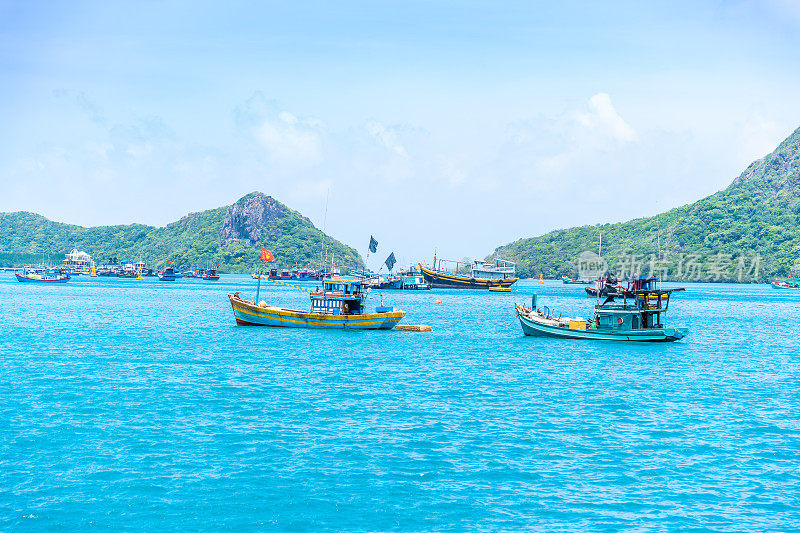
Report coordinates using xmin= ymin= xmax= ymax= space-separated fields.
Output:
xmin=598 ymin=229 xmax=602 ymax=258
xmin=321 ymin=187 xmax=330 ymax=271
xmin=656 ymin=211 xmax=662 ymax=260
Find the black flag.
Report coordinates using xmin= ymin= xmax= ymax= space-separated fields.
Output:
xmin=369 ymin=235 xmax=378 ymax=253
xmin=385 ymin=252 xmax=396 ymax=271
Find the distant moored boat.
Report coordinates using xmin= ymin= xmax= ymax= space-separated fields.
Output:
xmin=202 ymin=269 xmax=220 ymax=281
xmin=16 ymin=269 xmax=70 ymax=283
xmin=419 ymin=253 xmax=517 ymax=289
xmin=159 ymin=267 xmax=177 ymax=281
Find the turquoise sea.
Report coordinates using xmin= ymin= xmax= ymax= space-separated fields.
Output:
xmin=2 ymin=274 xmax=799 ymax=531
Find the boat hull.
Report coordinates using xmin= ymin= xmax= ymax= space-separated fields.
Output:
xmin=771 ymin=281 xmax=799 ymax=289
xmin=419 ymin=265 xmax=517 ymax=289
xmin=517 ymin=312 xmax=688 ymax=342
xmin=229 ymin=294 xmax=405 ymax=330
xmin=15 ymin=274 xmax=70 ymax=283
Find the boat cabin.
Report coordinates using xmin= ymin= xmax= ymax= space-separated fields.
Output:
xmin=310 ymin=279 xmax=367 ymax=315
xmin=471 ymin=259 xmax=516 ymax=280
xmin=402 ymin=273 xmax=428 ymax=289
xmin=594 ymin=289 xmax=680 ymax=331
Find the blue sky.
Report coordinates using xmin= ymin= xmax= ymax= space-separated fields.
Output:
xmin=2 ymin=0 xmax=800 ymax=267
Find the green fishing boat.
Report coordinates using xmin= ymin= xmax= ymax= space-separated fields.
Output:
xmin=516 ymin=278 xmax=688 ymax=342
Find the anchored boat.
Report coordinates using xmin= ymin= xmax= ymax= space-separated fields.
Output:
xmin=561 ymin=276 xmax=593 ymax=285
xmin=159 ymin=266 xmax=177 ymax=281
xmin=419 ymin=253 xmax=517 ymax=289
xmin=771 ymin=279 xmax=800 ymax=289
xmin=202 ymin=268 xmax=220 ymax=281
xmin=15 ymin=268 xmax=70 ymax=283
xmin=228 ymin=278 xmax=405 ymax=329
xmin=401 ymin=271 xmax=430 ymax=290
xmin=516 ymin=281 xmax=688 ymax=342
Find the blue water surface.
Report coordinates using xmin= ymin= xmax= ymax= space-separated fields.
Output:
xmin=1 ymin=274 xmax=799 ymax=531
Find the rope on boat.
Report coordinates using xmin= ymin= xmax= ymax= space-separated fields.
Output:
xmin=265 ymin=278 xmax=313 ymax=293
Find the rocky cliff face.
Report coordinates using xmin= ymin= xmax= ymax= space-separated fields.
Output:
xmin=731 ymin=125 xmax=800 ymax=198
xmin=220 ymin=192 xmax=290 ymax=245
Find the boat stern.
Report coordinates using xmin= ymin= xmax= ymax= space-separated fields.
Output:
xmin=667 ymin=327 xmax=690 ymax=341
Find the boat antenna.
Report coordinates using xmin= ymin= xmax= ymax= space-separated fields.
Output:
xmin=656 ymin=210 xmax=662 ymax=260
xmin=598 ymin=228 xmax=602 ymax=258
xmin=321 ymin=187 xmax=330 ymax=269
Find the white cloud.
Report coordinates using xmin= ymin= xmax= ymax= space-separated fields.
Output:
xmin=366 ymin=121 xmax=408 ymax=157
xmin=278 ymin=111 xmax=298 ymax=125
xmin=235 ymin=93 xmax=324 ymax=166
xmin=576 ymin=93 xmax=639 ymax=144
xmin=499 ymin=92 xmax=639 ymax=189
xmin=254 ymin=119 xmax=321 ymax=165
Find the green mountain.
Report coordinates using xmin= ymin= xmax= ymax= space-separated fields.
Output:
xmin=0 ymin=192 xmax=362 ymax=272
xmin=490 ymin=126 xmax=800 ymax=282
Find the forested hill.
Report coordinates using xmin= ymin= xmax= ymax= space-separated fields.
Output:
xmin=490 ymin=126 xmax=800 ymax=282
xmin=0 ymin=192 xmax=362 ymax=272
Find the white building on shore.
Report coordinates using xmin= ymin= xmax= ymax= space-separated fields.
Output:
xmin=63 ymin=249 xmax=92 ymax=272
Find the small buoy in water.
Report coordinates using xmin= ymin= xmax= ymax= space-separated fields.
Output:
xmin=435 ymin=300 xmax=442 ymax=303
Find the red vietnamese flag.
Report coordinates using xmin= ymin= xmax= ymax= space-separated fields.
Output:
xmin=260 ymin=248 xmax=275 ymax=262
xmin=167 ymin=260 xmax=172 ymax=264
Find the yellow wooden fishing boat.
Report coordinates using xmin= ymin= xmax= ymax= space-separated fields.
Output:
xmin=228 ymin=278 xmax=404 ymax=330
